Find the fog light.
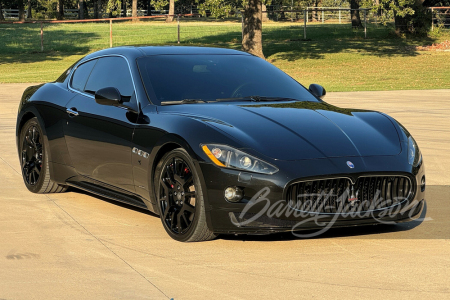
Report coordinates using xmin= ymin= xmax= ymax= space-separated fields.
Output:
xmin=224 ymin=186 xmax=243 ymax=202
xmin=421 ymin=175 xmax=426 ymax=192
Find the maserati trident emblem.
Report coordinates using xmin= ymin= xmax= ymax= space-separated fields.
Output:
xmin=348 ymin=185 xmax=359 ymax=205
xmin=347 ymin=161 xmax=355 ymax=169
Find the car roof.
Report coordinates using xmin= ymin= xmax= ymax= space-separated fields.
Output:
xmin=137 ymin=46 xmax=249 ymax=56
xmin=82 ymin=46 xmax=250 ymax=63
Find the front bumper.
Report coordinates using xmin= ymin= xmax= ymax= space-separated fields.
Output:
xmin=198 ymin=155 xmax=426 ymax=235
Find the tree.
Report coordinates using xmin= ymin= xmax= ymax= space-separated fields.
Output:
xmin=99 ymin=0 xmax=103 ymax=18
xmin=350 ymin=0 xmax=362 ymax=28
xmin=197 ymin=0 xmax=234 ymax=18
xmin=132 ymin=0 xmax=137 ymax=17
xmin=370 ymin=0 xmax=426 ymax=33
xmin=79 ymin=0 xmax=85 ymax=19
xmin=242 ymin=0 xmax=264 ymax=58
xmin=0 ymin=1 xmax=5 ymax=21
xmin=145 ymin=0 xmax=151 ymax=16
xmin=167 ymin=0 xmax=175 ymax=22
xmin=94 ymin=0 xmax=99 ymax=18
xmin=18 ymin=0 xmax=25 ymax=21
xmin=57 ymin=0 xmax=64 ymax=20
xmin=27 ymin=0 xmax=32 ymax=19
xmin=311 ymin=0 xmax=322 ymax=22
xmin=393 ymin=0 xmax=425 ymax=33
xmin=424 ymin=0 xmax=450 ymax=4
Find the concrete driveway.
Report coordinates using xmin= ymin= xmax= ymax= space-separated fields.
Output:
xmin=0 ymin=84 xmax=449 ymax=299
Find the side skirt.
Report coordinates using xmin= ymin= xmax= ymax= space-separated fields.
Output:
xmin=67 ymin=181 xmax=148 ymax=210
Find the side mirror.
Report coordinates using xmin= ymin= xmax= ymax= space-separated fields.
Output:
xmin=95 ymin=87 xmax=122 ymax=106
xmin=309 ymin=84 xmax=326 ymax=100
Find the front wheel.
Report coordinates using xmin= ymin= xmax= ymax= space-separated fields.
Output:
xmin=154 ymin=148 xmax=216 ymax=242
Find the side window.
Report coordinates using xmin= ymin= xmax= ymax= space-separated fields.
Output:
xmin=70 ymin=59 xmax=97 ymax=92
xmin=84 ymin=56 xmax=134 ymax=97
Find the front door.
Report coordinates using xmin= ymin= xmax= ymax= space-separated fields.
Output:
xmin=63 ymin=56 xmax=139 ymax=192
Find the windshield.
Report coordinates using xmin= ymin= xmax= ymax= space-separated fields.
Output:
xmin=137 ymin=54 xmax=319 ymax=105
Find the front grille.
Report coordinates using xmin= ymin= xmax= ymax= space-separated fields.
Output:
xmin=286 ymin=176 xmax=414 ymax=214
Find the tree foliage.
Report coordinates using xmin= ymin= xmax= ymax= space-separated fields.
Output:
xmin=197 ymin=0 xmax=235 ymax=18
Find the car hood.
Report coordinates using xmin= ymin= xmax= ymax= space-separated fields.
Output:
xmin=160 ymin=101 xmax=402 ymax=161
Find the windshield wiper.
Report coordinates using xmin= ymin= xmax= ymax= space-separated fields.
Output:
xmin=215 ymin=96 xmax=299 ymax=102
xmin=161 ymin=99 xmax=207 ymax=106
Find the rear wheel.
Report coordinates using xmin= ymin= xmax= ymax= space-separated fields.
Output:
xmin=155 ymin=148 xmax=216 ymax=242
xmin=19 ymin=118 xmax=67 ymax=193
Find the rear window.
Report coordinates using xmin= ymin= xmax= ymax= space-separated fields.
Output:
xmin=70 ymin=59 xmax=97 ymax=92
xmin=55 ymin=59 xmax=82 ymax=83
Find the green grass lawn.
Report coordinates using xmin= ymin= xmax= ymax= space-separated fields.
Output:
xmin=0 ymin=19 xmax=449 ymax=91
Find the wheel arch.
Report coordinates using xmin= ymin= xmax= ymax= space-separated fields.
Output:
xmin=16 ymin=111 xmax=36 ymax=144
xmin=147 ymin=137 xmax=214 ymax=231
xmin=16 ymin=108 xmax=60 ymax=183
xmin=16 ymin=108 xmax=49 ymax=159
xmin=148 ymin=137 xmax=198 ymax=205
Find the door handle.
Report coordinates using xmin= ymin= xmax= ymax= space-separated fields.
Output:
xmin=66 ymin=107 xmax=79 ymax=117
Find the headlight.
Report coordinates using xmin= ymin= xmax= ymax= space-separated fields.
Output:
xmin=201 ymin=144 xmax=279 ymax=174
xmin=408 ymin=136 xmax=422 ymax=167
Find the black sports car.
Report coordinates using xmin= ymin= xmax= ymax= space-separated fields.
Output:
xmin=16 ymin=46 xmax=425 ymax=242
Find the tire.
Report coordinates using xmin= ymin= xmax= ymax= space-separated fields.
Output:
xmin=154 ymin=148 xmax=216 ymax=242
xmin=19 ymin=117 xmax=68 ymax=194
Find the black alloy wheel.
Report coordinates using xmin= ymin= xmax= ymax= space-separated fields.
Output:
xmin=155 ymin=148 xmax=216 ymax=242
xmin=159 ymin=156 xmax=196 ymax=234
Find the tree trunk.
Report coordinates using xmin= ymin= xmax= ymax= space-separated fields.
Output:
xmin=262 ymin=3 xmax=268 ymax=22
xmin=27 ymin=0 xmax=32 ymax=19
xmin=79 ymin=0 xmax=84 ymax=19
xmin=145 ymin=0 xmax=151 ymax=16
xmin=57 ymin=0 xmax=64 ymax=20
xmin=350 ymin=0 xmax=362 ymax=28
xmin=0 ymin=1 xmax=5 ymax=21
xmin=312 ymin=0 xmax=318 ymax=22
xmin=94 ymin=0 xmax=98 ymax=18
xmin=166 ymin=0 xmax=174 ymax=22
xmin=97 ymin=0 xmax=102 ymax=18
xmin=18 ymin=0 xmax=25 ymax=21
xmin=123 ymin=0 xmax=127 ymax=17
xmin=132 ymin=0 xmax=137 ymax=18
xmin=242 ymin=0 xmax=264 ymax=59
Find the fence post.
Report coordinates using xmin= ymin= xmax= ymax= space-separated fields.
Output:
xmin=322 ymin=10 xmax=324 ymax=23
xmin=109 ymin=19 xmax=112 ymax=47
xmin=339 ymin=9 xmax=341 ymax=24
xmin=177 ymin=15 xmax=180 ymax=44
xmin=303 ymin=10 xmax=306 ymax=40
xmin=40 ymin=22 xmax=44 ymax=52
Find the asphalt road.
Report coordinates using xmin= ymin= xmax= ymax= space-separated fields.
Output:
xmin=1 ymin=84 xmax=449 ymax=300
